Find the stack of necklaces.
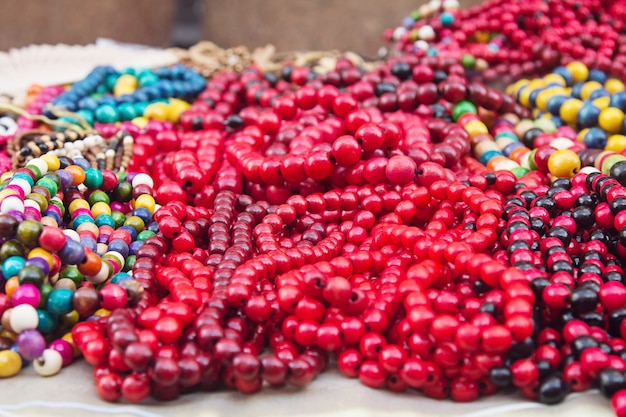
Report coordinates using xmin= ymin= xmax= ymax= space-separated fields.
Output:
xmin=5 ymin=3 xmax=626 ymax=417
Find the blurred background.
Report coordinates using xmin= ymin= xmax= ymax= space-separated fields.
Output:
xmin=0 ymin=0 xmax=482 ymax=57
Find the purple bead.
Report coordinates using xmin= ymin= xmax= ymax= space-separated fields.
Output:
xmin=17 ymin=329 xmax=46 ymax=361
xmin=110 ymin=201 xmax=126 ymax=213
xmin=48 ymin=339 xmax=73 ymax=367
xmin=126 ymin=172 xmax=137 ymax=184
xmin=25 ymin=257 xmax=50 ymax=276
xmin=56 ymin=169 xmax=74 ymax=189
xmin=97 ymin=233 xmax=110 ymax=244
xmin=58 ymin=239 xmax=86 ymax=265
xmin=11 ymin=283 xmax=40 ymax=307
xmin=6 ymin=210 xmax=25 ymax=222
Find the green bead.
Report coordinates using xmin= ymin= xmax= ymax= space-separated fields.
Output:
xmin=534 ymin=118 xmax=557 ymax=133
xmin=452 ymin=101 xmax=478 ymax=121
xmin=95 ymin=104 xmax=119 ymax=124
xmin=461 ymin=54 xmax=476 ymax=69
xmin=137 ymin=230 xmax=156 ymax=241
xmin=27 ymin=192 xmax=48 ymax=211
xmin=410 ymin=10 xmax=421 ymax=20
xmin=123 ymin=255 xmax=135 ymax=272
xmin=118 ymin=103 xmax=137 ymax=121
xmin=59 ymin=266 xmax=84 ymax=286
xmin=49 ymin=199 xmax=65 ymax=216
xmin=511 ymin=166 xmax=531 ymax=178
xmin=528 ymin=149 xmax=538 ymax=171
xmin=83 ymin=167 xmax=104 ymax=189
xmin=116 ymin=172 xmax=128 ymax=182
xmin=47 ymin=288 xmax=74 ymax=315
xmin=113 ymin=181 xmax=133 ymax=202
xmin=25 ymin=165 xmax=42 ymax=180
xmin=18 ymin=265 xmax=45 ymax=286
xmin=76 ymin=109 xmax=95 ymax=126
xmin=111 ymin=211 xmax=127 ymax=228
xmin=88 ymin=190 xmax=110 ymax=206
xmin=35 ymin=177 xmax=58 ymax=197
xmin=38 ymin=283 xmax=53 ymax=308
xmin=105 ymin=74 xmax=120 ymax=91
xmin=16 ymin=220 xmax=43 ymax=247
xmin=602 ymin=154 xmax=626 ymax=175
xmin=124 ymin=216 xmax=145 ymax=234
xmin=37 ymin=309 xmax=58 ymax=334
xmin=0 ymin=240 xmax=26 ymax=262
xmin=44 ymin=172 xmax=62 ymax=190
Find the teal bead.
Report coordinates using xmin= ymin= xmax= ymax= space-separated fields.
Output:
xmin=110 ymin=272 xmax=132 ymax=284
xmin=12 ymin=173 xmax=34 ymax=187
xmin=440 ymin=12 xmax=454 ymax=26
xmin=118 ymin=103 xmax=137 ymax=121
xmin=76 ymin=109 xmax=95 ymax=126
xmin=37 ymin=309 xmax=58 ymax=334
xmin=105 ymin=74 xmax=120 ymax=90
xmin=2 ymin=256 xmax=25 ymax=278
xmin=83 ymin=168 xmax=104 ymax=189
xmin=95 ymin=214 xmax=115 ymax=228
xmin=427 ymin=48 xmax=438 ymax=56
xmin=133 ymin=102 xmax=148 ymax=115
xmin=95 ymin=104 xmax=119 ymax=124
xmin=72 ymin=214 xmax=95 ymax=228
xmin=46 ymin=288 xmax=74 ymax=315
xmin=120 ymin=67 xmax=136 ymax=76
xmin=138 ymin=73 xmax=159 ymax=87
xmin=137 ymin=230 xmax=156 ymax=241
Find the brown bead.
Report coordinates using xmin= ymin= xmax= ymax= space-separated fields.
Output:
xmin=0 ymin=336 xmax=13 ymax=350
xmin=0 ymin=214 xmax=18 ymax=239
xmin=72 ymin=287 xmax=100 ymax=317
xmin=1 ymin=308 xmax=13 ymax=332
xmin=54 ymin=278 xmax=77 ymax=291
xmin=121 ymin=280 xmax=145 ymax=306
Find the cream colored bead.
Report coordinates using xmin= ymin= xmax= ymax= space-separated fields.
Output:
xmin=10 ymin=304 xmax=39 ymax=333
xmin=580 ymin=166 xmax=601 ymax=174
xmin=131 ymin=173 xmax=154 ymax=189
xmin=87 ymin=262 xmax=110 ymax=285
xmin=550 ymin=137 xmax=575 ymax=150
xmin=33 ymin=349 xmax=63 ymax=377
xmin=493 ymin=159 xmax=520 ymax=171
xmin=27 ymin=157 xmax=48 ymax=175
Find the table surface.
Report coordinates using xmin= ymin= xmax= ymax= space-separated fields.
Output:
xmin=0 ymin=361 xmax=615 ymax=417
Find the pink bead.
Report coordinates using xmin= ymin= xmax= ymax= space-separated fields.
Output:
xmin=48 ymin=339 xmax=74 ymax=367
xmin=72 ymin=207 xmax=94 ymax=219
xmin=12 ymin=283 xmax=41 ymax=307
xmin=24 ymin=207 xmax=42 ymax=222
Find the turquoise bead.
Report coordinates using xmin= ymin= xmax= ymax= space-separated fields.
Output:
xmin=12 ymin=173 xmax=34 ymax=186
xmin=118 ymin=103 xmax=137 ymax=121
xmin=83 ymin=168 xmax=104 ymax=189
xmin=2 ymin=256 xmax=25 ymax=278
xmin=120 ymin=67 xmax=136 ymax=76
xmin=138 ymin=73 xmax=159 ymax=87
xmin=46 ymin=289 xmax=74 ymax=315
xmin=110 ymin=272 xmax=132 ymax=285
xmin=76 ymin=109 xmax=95 ymax=126
xmin=95 ymin=214 xmax=116 ymax=228
xmin=105 ymin=74 xmax=120 ymax=90
xmin=440 ymin=12 xmax=454 ymax=26
xmin=72 ymin=214 xmax=96 ymax=228
xmin=95 ymin=104 xmax=119 ymax=123
xmin=479 ymin=150 xmax=504 ymax=165
xmin=37 ymin=309 xmax=58 ymax=334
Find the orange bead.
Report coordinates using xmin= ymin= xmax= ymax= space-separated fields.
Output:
xmin=486 ymin=156 xmax=509 ymax=171
xmin=4 ymin=277 xmax=20 ymax=299
xmin=509 ymin=147 xmax=530 ymax=163
xmin=64 ymin=165 xmax=86 ymax=186
xmin=77 ymin=250 xmax=103 ymax=276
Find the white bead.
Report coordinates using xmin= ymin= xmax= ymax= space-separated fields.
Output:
xmin=94 ymin=135 xmax=104 ymax=145
xmin=443 ymin=0 xmax=460 ymax=10
xmin=123 ymin=136 xmax=134 ymax=145
xmin=64 ymin=142 xmax=74 ymax=151
xmin=10 ymin=304 xmax=39 ymax=333
xmin=68 ymin=150 xmax=82 ymax=159
xmin=580 ymin=166 xmax=601 ymax=174
xmin=105 ymin=149 xmax=116 ymax=158
xmin=9 ymin=178 xmax=31 ymax=196
xmin=429 ymin=0 xmax=442 ymax=11
xmin=494 ymin=160 xmax=520 ymax=171
xmin=414 ymin=40 xmax=430 ymax=51
xmin=417 ymin=25 xmax=436 ymax=41
xmin=419 ymin=4 xmax=431 ymax=16
xmin=131 ymin=173 xmax=154 ymax=189
xmin=27 ymin=158 xmax=48 ymax=175
xmin=393 ymin=27 xmax=407 ymax=42
xmin=84 ymin=136 xmax=96 ymax=148
xmin=33 ymin=349 xmax=63 ymax=377
xmin=105 ymin=251 xmax=125 ymax=268
xmin=154 ymin=204 xmax=162 ymax=213
xmin=0 ymin=116 xmax=18 ymax=135
xmin=73 ymin=141 xmax=85 ymax=151
xmin=519 ymin=151 xmax=532 ymax=169
xmin=550 ymin=137 xmax=575 ymax=150
xmin=63 ymin=229 xmax=81 ymax=242
xmin=24 ymin=199 xmax=41 ymax=211
xmin=0 ymin=195 xmax=25 ymax=214
xmin=87 ymin=262 xmax=110 ymax=285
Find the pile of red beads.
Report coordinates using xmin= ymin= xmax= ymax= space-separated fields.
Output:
xmin=388 ymin=0 xmax=626 ymax=84
xmin=5 ymin=5 xmax=626 ymax=417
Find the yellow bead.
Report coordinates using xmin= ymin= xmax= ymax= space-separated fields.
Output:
xmin=606 ymin=79 xmax=626 ymax=94
xmin=543 ymin=73 xmax=566 ymax=87
xmin=598 ymin=107 xmax=625 ymax=134
xmin=68 ymin=198 xmax=89 ymax=215
xmin=168 ymin=98 xmax=191 ymax=123
xmin=535 ymin=88 xmax=558 ymax=111
xmin=0 ymin=350 xmax=22 ymax=377
xmin=475 ymin=31 xmax=491 ymax=43
xmin=0 ymin=189 xmax=18 ymax=200
xmin=593 ymin=96 xmax=611 ymax=110
xmin=464 ymin=120 xmax=488 ymax=137
xmin=40 ymin=154 xmax=60 ymax=172
xmin=606 ymin=135 xmax=626 ymax=153
xmin=566 ymin=61 xmax=589 ymax=83
xmin=0 ymin=172 xmax=13 ymax=182
xmin=59 ymin=310 xmax=79 ymax=329
xmin=577 ymin=128 xmax=589 ymax=143
xmin=144 ymin=102 xmax=169 ymax=121
xmin=114 ymin=74 xmax=138 ymax=96
xmin=580 ymin=81 xmax=603 ymax=100
xmin=0 ymin=329 xmax=16 ymax=341
xmin=548 ymin=149 xmax=581 ymax=178
xmin=94 ymin=308 xmax=111 ymax=317
xmin=559 ymin=98 xmax=584 ymax=125
xmin=134 ymin=194 xmax=156 ymax=215
xmin=131 ymin=117 xmax=149 ymax=128
xmin=28 ymin=248 xmax=54 ymax=269
xmin=61 ymin=332 xmax=81 ymax=358
xmin=91 ymin=201 xmax=112 ymax=217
